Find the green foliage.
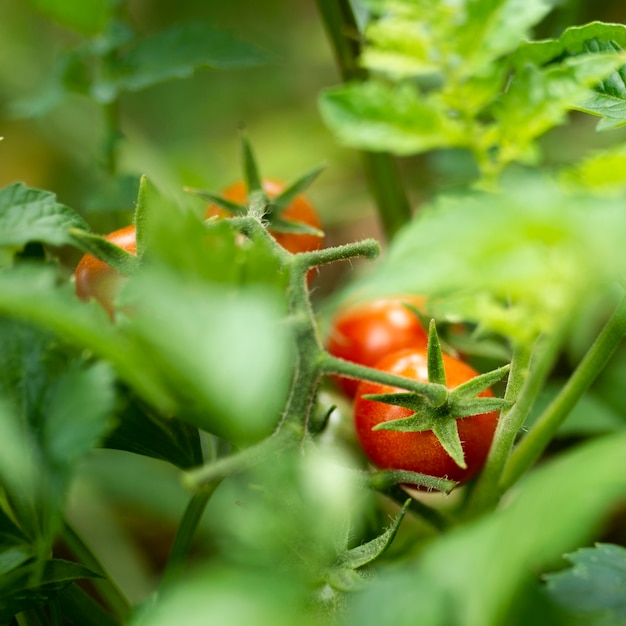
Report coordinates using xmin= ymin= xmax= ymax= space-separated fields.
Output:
xmin=320 ymin=3 xmax=626 ymax=179
xmin=545 ymin=543 xmax=626 ymax=625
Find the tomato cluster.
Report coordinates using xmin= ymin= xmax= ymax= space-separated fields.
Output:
xmin=327 ymin=297 xmax=499 ymax=486
xmin=73 ymin=179 xmax=323 ymax=315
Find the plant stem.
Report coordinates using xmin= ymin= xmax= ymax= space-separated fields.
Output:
xmin=314 ymin=0 xmax=412 ymax=240
xmin=384 ymin=486 xmax=452 ymax=532
xmin=160 ymin=485 xmax=219 ymax=588
xmin=465 ymin=327 xmax=565 ymax=516
xmin=321 ymin=353 xmax=449 ymax=405
xmin=502 ymin=292 xmax=626 ymax=490
xmin=60 ymin=522 xmax=131 ymax=620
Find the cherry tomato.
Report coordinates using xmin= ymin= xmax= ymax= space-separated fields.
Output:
xmin=353 ymin=348 xmax=499 ymax=485
xmin=74 ymin=225 xmax=136 ymax=317
xmin=327 ymin=296 xmax=428 ymax=397
xmin=206 ymin=179 xmax=323 ymax=255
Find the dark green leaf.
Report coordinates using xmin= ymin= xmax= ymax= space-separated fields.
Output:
xmin=106 ymin=22 xmax=274 ymax=97
xmin=545 ymin=543 xmax=626 ymax=625
xmin=0 ymin=183 xmax=89 ymax=262
xmin=0 ymin=559 xmax=100 ymax=622
xmin=104 ymin=393 xmax=203 ymax=469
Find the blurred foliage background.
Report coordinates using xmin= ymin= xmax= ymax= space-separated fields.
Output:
xmin=3 ymin=0 xmax=626 ymax=608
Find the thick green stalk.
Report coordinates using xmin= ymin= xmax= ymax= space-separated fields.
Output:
xmin=160 ymin=485 xmax=220 ymax=588
xmin=465 ymin=328 xmax=565 ymax=516
xmin=315 ymin=0 xmax=412 ymax=239
xmin=502 ymin=293 xmax=626 ymax=489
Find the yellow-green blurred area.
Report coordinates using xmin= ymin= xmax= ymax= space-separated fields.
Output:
xmin=0 ymin=0 xmax=376 ymax=241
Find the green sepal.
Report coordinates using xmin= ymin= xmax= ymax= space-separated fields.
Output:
xmin=427 ymin=319 xmax=446 ymax=385
xmin=371 ymin=409 xmax=438 ymax=433
xmin=432 ymin=418 xmax=466 ymax=469
xmin=271 ymin=164 xmax=326 ymax=214
xmin=368 ymin=469 xmax=457 ymax=493
xmin=134 ymin=175 xmax=149 ymax=258
xmin=450 ymin=396 xmax=512 ymax=418
xmin=449 ymin=364 xmax=510 ymax=401
xmin=365 ymin=391 xmax=429 ymax=415
xmin=241 ymin=134 xmax=263 ymax=194
xmin=69 ymin=229 xmax=140 ymax=275
xmin=184 ymin=188 xmax=247 ymax=216
xmin=266 ymin=215 xmax=325 ymax=237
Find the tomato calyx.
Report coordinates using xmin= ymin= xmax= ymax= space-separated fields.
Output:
xmin=70 ymin=227 xmax=141 ymax=275
xmin=364 ymin=321 xmax=511 ymax=470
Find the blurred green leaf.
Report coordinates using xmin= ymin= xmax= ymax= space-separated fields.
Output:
xmin=319 ymin=81 xmax=464 ymax=155
xmin=98 ymin=22 xmax=275 ymax=101
xmin=28 ymin=0 xmax=113 ymax=35
xmin=0 ymin=559 xmax=100 ymax=623
xmin=354 ymin=175 xmax=626 ymax=344
xmin=562 ymin=145 xmax=626 ymax=192
xmin=545 ymin=543 xmax=626 ymax=625
xmin=524 ymin=383 xmax=626 ymax=438
xmin=0 ymin=184 xmax=89 ymax=262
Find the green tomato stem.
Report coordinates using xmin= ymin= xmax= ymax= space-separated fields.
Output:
xmin=502 ymin=292 xmax=626 ymax=490
xmin=160 ymin=485 xmax=220 ymax=589
xmin=384 ymin=486 xmax=453 ymax=532
xmin=321 ymin=354 xmax=448 ymax=406
xmin=465 ymin=327 xmax=566 ymax=517
xmin=314 ymin=0 xmax=412 ymax=240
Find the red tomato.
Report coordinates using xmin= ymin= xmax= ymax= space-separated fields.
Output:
xmin=353 ymin=348 xmax=499 ymax=485
xmin=327 ymin=296 xmax=428 ymax=397
xmin=206 ymin=179 xmax=323 ymax=255
xmin=74 ymin=225 xmax=137 ymax=317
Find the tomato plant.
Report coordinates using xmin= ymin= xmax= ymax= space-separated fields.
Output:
xmin=74 ymin=224 xmax=136 ymax=316
xmin=353 ymin=347 xmax=499 ymax=484
xmin=327 ymin=296 xmax=428 ymax=396
xmin=206 ymin=179 xmax=324 ymax=255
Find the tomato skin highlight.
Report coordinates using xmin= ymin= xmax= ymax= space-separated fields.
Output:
xmin=353 ymin=348 xmax=499 ymax=485
xmin=74 ymin=224 xmax=137 ymax=317
xmin=206 ymin=179 xmax=323 ymax=255
xmin=327 ymin=296 xmax=429 ymax=397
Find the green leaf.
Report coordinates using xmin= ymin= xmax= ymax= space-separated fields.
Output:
xmin=0 ymin=559 xmax=100 ymax=622
xmin=28 ymin=0 xmax=113 ymax=35
xmin=562 ymin=145 xmax=626 ymax=192
xmin=103 ymin=22 xmax=274 ymax=99
xmin=42 ymin=362 xmax=117 ymax=466
xmin=449 ymin=365 xmax=510 ymax=401
xmin=450 ymin=396 xmax=511 ymax=418
xmin=104 ymin=393 xmax=203 ymax=469
xmin=492 ymin=54 xmax=625 ymax=165
xmin=241 ymin=135 xmax=264 ymax=195
xmin=368 ymin=469 xmax=457 ymax=493
xmin=266 ymin=216 xmax=324 ymax=237
xmin=545 ymin=543 xmax=626 ymax=625
xmin=185 ymin=188 xmax=247 ymax=216
xmin=319 ymin=81 xmax=464 ymax=156
xmin=0 ymin=183 xmax=89 ymax=262
xmin=431 ymin=417 xmax=465 ymax=469
xmin=122 ymin=268 xmax=292 ymax=443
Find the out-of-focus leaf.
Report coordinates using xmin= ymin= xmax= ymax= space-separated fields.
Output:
xmin=97 ymin=22 xmax=274 ymax=101
xmin=545 ymin=543 xmax=626 ymax=625
xmin=28 ymin=0 xmax=113 ymax=35
xmin=0 ymin=559 xmax=100 ymax=623
xmin=524 ymin=383 xmax=626 ymax=438
xmin=562 ymin=146 xmax=626 ymax=192
xmin=319 ymin=81 xmax=464 ymax=155
xmin=0 ymin=184 xmax=89 ymax=262
xmin=353 ymin=175 xmax=626 ymax=344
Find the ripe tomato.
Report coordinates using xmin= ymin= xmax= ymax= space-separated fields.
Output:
xmin=353 ymin=348 xmax=499 ymax=485
xmin=206 ymin=179 xmax=323 ymax=255
xmin=74 ymin=224 xmax=136 ymax=317
xmin=327 ymin=296 xmax=428 ymax=397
